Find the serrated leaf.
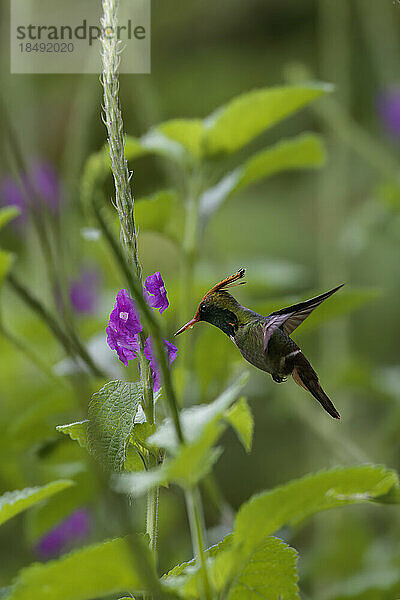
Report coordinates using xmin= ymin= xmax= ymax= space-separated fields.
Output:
xmin=234 ymin=465 xmax=399 ymax=557
xmin=6 ymin=537 xmax=157 ymax=600
xmin=225 ymin=398 xmax=254 ymax=453
xmin=163 ymin=535 xmax=234 ymax=596
xmin=171 ymin=467 xmax=399 ymax=600
xmin=227 ymin=537 xmax=299 ymax=600
xmin=115 ymin=375 xmax=249 ymax=494
xmin=158 ymin=119 xmax=205 ymax=159
xmin=203 ymin=84 xmax=332 ymax=155
xmin=0 ymin=206 xmax=20 ymax=230
xmin=164 ymin=535 xmax=298 ymax=600
xmin=200 ymin=134 xmax=325 ymax=218
xmin=149 ymin=372 xmax=249 ymax=453
xmin=0 ymin=480 xmax=74 ymax=527
xmin=56 ymin=421 xmax=89 ymax=450
xmin=131 ymin=423 xmax=157 ymax=446
xmin=88 ymin=380 xmax=143 ymax=472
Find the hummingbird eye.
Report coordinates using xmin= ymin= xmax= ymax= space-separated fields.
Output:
xmin=200 ymin=302 xmax=206 ymax=312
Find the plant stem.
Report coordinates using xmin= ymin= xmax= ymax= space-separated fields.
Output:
xmin=0 ymin=322 xmax=67 ymax=386
xmin=100 ymin=0 xmax=160 ymax=567
xmin=93 ymin=202 xmax=184 ymax=443
xmin=100 ymin=0 xmax=141 ymax=279
xmin=146 ymin=452 xmax=160 ymax=555
xmin=185 ymin=487 xmax=213 ymax=600
xmin=7 ymin=272 xmax=104 ymax=378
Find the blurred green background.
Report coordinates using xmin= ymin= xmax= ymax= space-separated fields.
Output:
xmin=1 ymin=1 xmax=400 ymax=598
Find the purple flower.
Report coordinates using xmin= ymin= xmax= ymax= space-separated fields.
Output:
xmin=35 ymin=509 xmax=91 ymax=560
xmin=106 ymin=289 xmax=143 ymax=366
xmin=378 ymin=87 xmax=400 ymax=138
xmin=0 ymin=160 xmax=61 ymax=219
xmin=69 ymin=268 xmax=100 ymax=314
xmin=31 ymin=162 xmax=61 ymax=213
xmin=144 ymin=336 xmax=178 ymax=392
xmin=144 ymin=272 xmax=169 ymax=314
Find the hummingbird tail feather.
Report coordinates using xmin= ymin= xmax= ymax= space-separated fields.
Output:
xmin=292 ymin=356 xmax=340 ymax=420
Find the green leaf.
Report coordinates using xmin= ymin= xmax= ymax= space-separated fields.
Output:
xmin=164 ymin=535 xmax=299 ymax=600
xmin=158 ymin=119 xmax=205 ymax=159
xmin=56 ymin=421 xmax=89 ymax=450
xmin=134 ymin=189 xmax=183 ymax=243
xmin=227 ymin=537 xmax=299 ymax=600
xmin=88 ymin=380 xmax=143 ymax=472
xmin=234 ymin=465 xmax=399 ymax=558
xmin=134 ymin=129 xmax=187 ymax=162
xmin=200 ymin=134 xmax=325 ymax=218
xmin=0 ymin=480 xmax=74 ymax=527
xmin=149 ymin=372 xmax=249 ymax=453
xmin=115 ymin=374 xmax=249 ymax=494
xmin=0 ymin=250 xmax=14 ymax=287
xmin=0 ymin=206 xmax=20 ymax=230
xmin=203 ymin=83 xmax=332 ymax=155
xmin=225 ymin=398 xmax=254 ymax=453
xmin=6 ymin=537 xmax=156 ymax=600
xmin=56 ymin=418 xmax=148 ymax=473
xmin=163 ymin=534 xmax=233 ymax=594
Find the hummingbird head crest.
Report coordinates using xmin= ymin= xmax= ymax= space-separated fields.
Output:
xmin=175 ymin=268 xmax=246 ymax=337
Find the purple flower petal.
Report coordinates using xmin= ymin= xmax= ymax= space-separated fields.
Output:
xmin=144 ymin=336 xmax=178 ymax=391
xmin=144 ymin=272 xmax=169 ymax=314
xmin=69 ymin=268 xmax=100 ymax=314
xmin=106 ymin=289 xmax=143 ymax=366
xmin=31 ymin=162 xmax=61 ymax=213
xmin=378 ymin=87 xmax=400 ymax=138
xmin=35 ymin=509 xmax=91 ymax=560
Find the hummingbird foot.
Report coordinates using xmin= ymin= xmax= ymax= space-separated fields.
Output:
xmin=272 ymin=374 xmax=287 ymax=383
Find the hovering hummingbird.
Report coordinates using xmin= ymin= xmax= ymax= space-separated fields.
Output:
xmin=175 ymin=269 xmax=343 ymax=419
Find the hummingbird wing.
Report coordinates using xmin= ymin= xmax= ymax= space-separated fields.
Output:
xmin=263 ymin=284 xmax=344 ymax=351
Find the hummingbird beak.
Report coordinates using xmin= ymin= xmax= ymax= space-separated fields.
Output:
xmin=174 ymin=316 xmax=199 ymax=336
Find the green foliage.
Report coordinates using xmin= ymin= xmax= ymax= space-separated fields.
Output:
xmin=200 ymin=133 xmax=325 ymax=218
xmin=0 ymin=480 xmax=74 ymax=527
xmin=56 ymin=421 xmax=89 ymax=450
xmin=149 ymin=372 xmax=249 ymax=453
xmin=27 ymin=470 xmax=98 ymax=541
xmin=164 ymin=466 xmax=398 ymax=600
xmin=233 ymin=465 xmax=399 ymax=557
xmin=115 ymin=374 xmax=249 ymax=494
xmin=203 ymin=84 xmax=331 ymax=155
xmin=87 ymin=380 xmax=143 ymax=472
xmin=134 ymin=189 xmax=183 ymax=243
xmin=227 ymin=537 xmax=299 ymax=600
xmin=0 ymin=206 xmax=20 ymax=230
xmin=0 ymin=250 xmax=14 ymax=288
xmin=321 ymin=561 xmax=400 ymax=600
xmin=157 ymin=119 xmax=205 ymax=159
xmin=6 ymin=537 xmax=156 ymax=600
xmin=225 ymin=397 xmax=254 ymax=453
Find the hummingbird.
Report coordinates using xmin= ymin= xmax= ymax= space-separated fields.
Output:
xmin=175 ymin=269 xmax=342 ymax=419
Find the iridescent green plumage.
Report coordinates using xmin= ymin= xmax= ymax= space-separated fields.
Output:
xmin=175 ymin=269 xmax=342 ymax=419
